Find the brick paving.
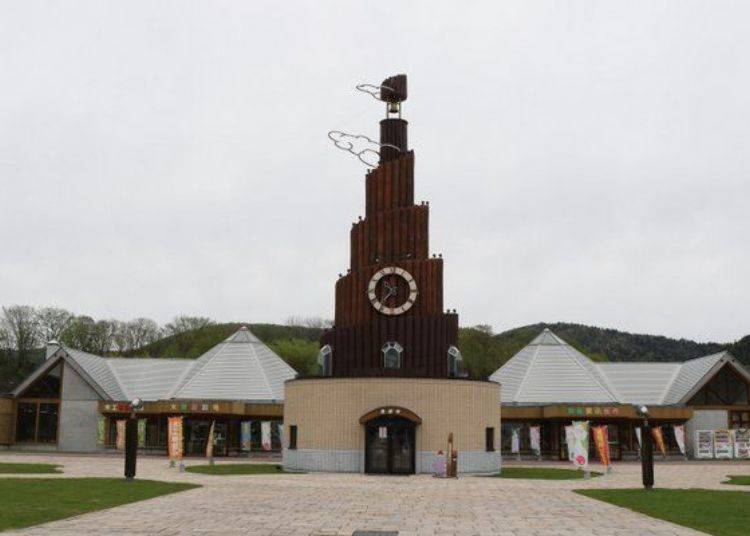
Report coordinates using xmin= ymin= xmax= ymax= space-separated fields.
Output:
xmin=1 ymin=453 xmax=749 ymax=535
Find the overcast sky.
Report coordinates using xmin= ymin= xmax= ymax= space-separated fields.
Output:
xmin=1 ymin=1 xmax=748 ymax=343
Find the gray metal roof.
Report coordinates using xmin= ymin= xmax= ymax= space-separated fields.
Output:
xmin=12 ymin=327 xmax=296 ymax=403
xmin=491 ymin=329 xmax=749 ymax=407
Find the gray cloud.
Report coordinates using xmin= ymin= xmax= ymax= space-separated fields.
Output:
xmin=0 ymin=1 xmax=748 ymax=343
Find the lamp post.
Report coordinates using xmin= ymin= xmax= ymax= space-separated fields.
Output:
xmin=638 ymin=405 xmax=654 ymax=490
xmin=124 ymin=398 xmax=143 ymax=480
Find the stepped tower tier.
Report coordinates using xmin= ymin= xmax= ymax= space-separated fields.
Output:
xmin=320 ymin=74 xmax=461 ymax=379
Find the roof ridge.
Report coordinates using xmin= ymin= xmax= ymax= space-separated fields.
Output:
xmin=166 ymin=343 xmax=226 ymax=399
xmin=103 ymin=357 xmax=130 ymax=401
xmin=250 ymin=343 xmax=274 ymax=401
xmin=513 ymin=343 xmax=543 ymax=399
xmin=563 ymin=344 xmax=620 ymax=402
xmin=660 ymin=360 xmax=685 ymax=405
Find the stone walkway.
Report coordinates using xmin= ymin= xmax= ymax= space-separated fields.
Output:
xmin=1 ymin=453 xmax=749 ymax=535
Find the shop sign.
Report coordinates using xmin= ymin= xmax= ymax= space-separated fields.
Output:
xmin=566 ymin=406 xmax=620 ymax=417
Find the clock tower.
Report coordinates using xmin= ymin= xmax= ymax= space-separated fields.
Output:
xmin=320 ymin=74 xmax=461 ymax=379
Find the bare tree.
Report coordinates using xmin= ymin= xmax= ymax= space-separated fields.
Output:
xmin=2 ymin=305 xmax=40 ymax=362
xmin=35 ymin=307 xmax=73 ymax=343
xmin=286 ymin=316 xmax=333 ymax=329
xmin=122 ymin=318 xmax=162 ymax=350
xmin=164 ymin=316 xmax=214 ymax=336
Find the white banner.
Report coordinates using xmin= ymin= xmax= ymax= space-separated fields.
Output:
xmin=714 ymin=429 xmax=733 ymax=459
xmin=635 ymin=426 xmax=642 ymax=448
xmin=565 ymin=425 xmax=575 ymax=461
xmin=261 ymin=421 xmax=272 ymax=451
xmin=695 ymin=430 xmax=714 ymax=459
xmin=733 ymin=429 xmax=750 ymax=459
xmin=277 ymin=423 xmax=283 ymax=448
xmin=511 ymin=427 xmax=520 ymax=454
xmin=571 ymin=421 xmax=589 ymax=468
xmin=529 ymin=426 xmax=541 ymax=457
xmin=673 ymin=424 xmax=686 ymax=455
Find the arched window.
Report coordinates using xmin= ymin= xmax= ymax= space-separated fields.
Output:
xmin=447 ymin=345 xmax=464 ymax=378
xmin=381 ymin=342 xmax=403 ymax=369
xmin=317 ymin=345 xmax=333 ymax=376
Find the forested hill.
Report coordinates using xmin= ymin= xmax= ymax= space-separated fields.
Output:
xmin=126 ymin=321 xmax=748 ymax=380
xmin=3 ymin=320 xmax=747 ymax=391
xmin=457 ymin=322 xmax=748 ymax=380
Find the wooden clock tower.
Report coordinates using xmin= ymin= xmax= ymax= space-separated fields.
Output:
xmin=321 ymin=74 xmax=461 ymax=378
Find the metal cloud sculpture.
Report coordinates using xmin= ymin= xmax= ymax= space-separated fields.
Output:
xmin=327 ymin=130 xmax=402 ymax=167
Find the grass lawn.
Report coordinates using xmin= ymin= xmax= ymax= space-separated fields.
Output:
xmin=0 ymin=462 xmax=62 ymax=474
xmin=0 ymin=478 xmax=199 ymax=532
xmin=492 ymin=467 xmax=601 ymax=480
xmin=575 ymin=488 xmax=750 ymax=536
xmin=185 ymin=463 xmax=289 ymax=475
xmin=723 ymin=475 xmax=750 ymax=485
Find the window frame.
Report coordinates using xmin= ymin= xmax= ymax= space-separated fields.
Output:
xmin=15 ymin=399 xmax=60 ymax=444
xmin=288 ymin=425 xmax=298 ymax=450
xmin=381 ymin=342 xmax=404 ymax=369
xmin=318 ymin=345 xmax=333 ymax=376
xmin=485 ymin=427 xmax=495 ymax=452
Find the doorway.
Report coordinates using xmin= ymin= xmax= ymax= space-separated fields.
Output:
xmin=364 ymin=416 xmax=415 ymax=474
xmin=183 ymin=418 xmax=228 ymax=456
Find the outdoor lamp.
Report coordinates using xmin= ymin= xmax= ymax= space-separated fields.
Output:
xmin=637 ymin=405 xmax=654 ymax=490
xmin=124 ymin=398 xmax=142 ymax=480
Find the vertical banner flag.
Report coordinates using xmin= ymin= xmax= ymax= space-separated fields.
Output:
xmin=733 ymin=429 xmax=750 ymax=459
xmin=564 ymin=425 xmax=575 ymax=461
xmin=206 ymin=420 xmax=215 ymax=459
xmin=673 ymin=425 xmax=686 ymax=456
xmin=529 ymin=426 xmax=541 ymax=458
xmin=137 ymin=419 xmax=146 ymax=447
xmin=652 ymin=426 xmax=667 ymax=458
xmin=116 ymin=419 xmax=126 ymax=450
xmin=277 ymin=423 xmax=283 ymax=448
xmin=261 ymin=421 xmax=272 ymax=451
xmin=510 ymin=427 xmax=520 ymax=454
xmin=714 ymin=429 xmax=733 ymax=459
xmin=592 ymin=425 xmax=610 ymax=467
xmin=635 ymin=427 xmax=642 ymax=448
xmin=240 ymin=421 xmax=252 ymax=452
xmin=167 ymin=416 xmax=184 ymax=462
xmin=695 ymin=430 xmax=714 ymax=459
xmin=97 ymin=416 xmax=106 ymax=446
xmin=572 ymin=421 xmax=589 ymax=468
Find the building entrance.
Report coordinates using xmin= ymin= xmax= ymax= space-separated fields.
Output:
xmin=364 ymin=416 xmax=415 ymax=474
xmin=183 ymin=418 xmax=228 ymax=456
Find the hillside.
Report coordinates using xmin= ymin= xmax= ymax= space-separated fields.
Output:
xmin=3 ymin=322 xmax=747 ymax=391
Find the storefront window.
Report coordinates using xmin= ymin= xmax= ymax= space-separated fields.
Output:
xmin=37 ymin=403 xmax=59 ymax=442
xmin=15 ymin=402 xmax=58 ymax=443
xmin=731 ymin=411 xmax=750 ymax=429
xmin=15 ymin=403 xmax=37 ymax=442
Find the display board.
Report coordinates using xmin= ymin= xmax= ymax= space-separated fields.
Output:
xmin=733 ymin=429 xmax=750 ymax=459
xmin=714 ymin=429 xmax=733 ymax=459
xmin=695 ymin=430 xmax=714 ymax=459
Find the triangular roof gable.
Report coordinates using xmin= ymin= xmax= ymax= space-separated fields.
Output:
xmin=491 ymin=328 xmax=619 ymax=404
xmin=672 ymin=351 xmax=750 ymax=405
xmin=168 ymin=326 xmax=296 ymax=402
xmin=11 ymin=348 xmax=111 ymax=400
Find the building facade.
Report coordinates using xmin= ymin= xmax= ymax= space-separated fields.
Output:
xmin=282 ymin=74 xmax=501 ymax=474
xmin=0 ymin=327 xmax=295 ymax=455
xmin=492 ymin=329 xmax=750 ymax=460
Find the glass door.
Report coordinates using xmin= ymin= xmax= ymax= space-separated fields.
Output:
xmin=364 ymin=417 xmax=415 ymax=474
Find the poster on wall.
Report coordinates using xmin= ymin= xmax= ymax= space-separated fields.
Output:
xmin=240 ymin=421 xmax=252 ymax=452
xmin=261 ymin=421 xmax=272 ymax=451
xmin=673 ymin=425 xmax=686 ymax=456
xmin=571 ymin=421 xmax=589 ymax=469
xmin=167 ymin=416 xmax=184 ymax=462
xmin=564 ymin=425 xmax=575 ymax=461
xmin=529 ymin=426 xmax=541 ymax=458
xmin=116 ymin=420 xmax=126 ymax=450
xmin=733 ymin=429 xmax=750 ymax=459
xmin=714 ymin=429 xmax=733 ymax=459
xmin=592 ymin=425 xmax=610 ymax=467
xmin=695 ymin=430 xmax=714 ymax=459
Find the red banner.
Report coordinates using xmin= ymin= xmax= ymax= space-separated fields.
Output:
xmin=652 ymin=426 xmax=667 ymax=457
xmin=592 ymin=425 xmax=610 ymax=466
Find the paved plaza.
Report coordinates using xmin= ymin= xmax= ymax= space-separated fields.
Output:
xmin=1 ymin=453 xmax=749 ymax=536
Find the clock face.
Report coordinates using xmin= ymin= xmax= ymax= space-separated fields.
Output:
xmin=367 ymin=266 xmax=418 ymax=315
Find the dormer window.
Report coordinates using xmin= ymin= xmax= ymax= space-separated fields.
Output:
xmin=447 ymin=346 xmax=464 ymax=378
xmin=381 ymin=342 xmax=403 ymax=369
xmin=318 ymin=345 xmax=333 ymax=376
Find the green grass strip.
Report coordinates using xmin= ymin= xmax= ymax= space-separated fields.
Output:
xmin=723 ymin=475 xmax=750 ymax=486
xmin=491 ymin=467 xmax=601 ymax=479
xmin=0 ymin=462 xmax=62 ymax=474
xmin=0 ymin=478 xmax=199 ymax=531
xmin=185 ymin=463 xmax=289 ymax=475
xmin=575 ymin=488 xmax=750 ymax=536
